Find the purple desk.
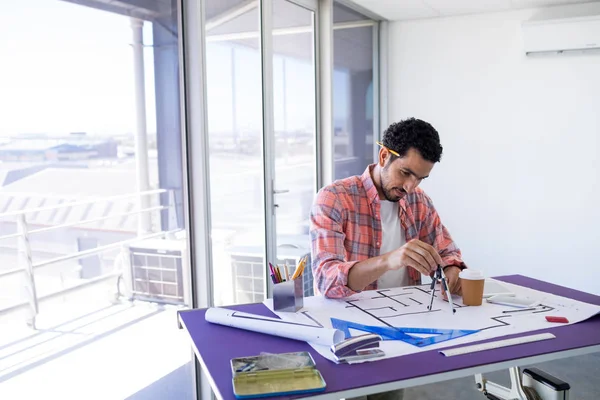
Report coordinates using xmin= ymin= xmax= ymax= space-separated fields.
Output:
xmin=179 ymin=275 xmax=600 ymax=400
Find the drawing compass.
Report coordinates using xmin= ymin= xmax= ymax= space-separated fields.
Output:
xmin=427 ymin=265 xmax=456 ymax=314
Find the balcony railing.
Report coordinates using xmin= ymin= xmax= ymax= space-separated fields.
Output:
xmin=0 ymin=188 xmax=180 ymax=328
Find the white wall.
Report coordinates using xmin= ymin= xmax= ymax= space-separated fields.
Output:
xmin=388 ymin=4 xmax=600 ymax=294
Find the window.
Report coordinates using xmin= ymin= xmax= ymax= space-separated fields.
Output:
xmin=205 ymin=0 xmax=265 ymax=306
xmin=333 ymin=2 xmax=377 ymax=180
xmin=0 ymin=1 xmax=193 ymax=398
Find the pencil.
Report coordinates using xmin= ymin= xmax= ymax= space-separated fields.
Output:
xmin=291 ymin=256 xmax=307 ymax=280
xmin=291 ymin=259 xmax=302 ymax=280
xmin=268 ymin=263 xmax=278 ymax=283
xmin=268 ymin=262 xmax=275 ymax=276
xmin=297 ymin=262 xmax=306 ymax=278
xmin=284 ymin=261 xmax=290 ymax=281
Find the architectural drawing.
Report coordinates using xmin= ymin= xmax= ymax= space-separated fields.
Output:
xmin=265 ymin=279 xmax=600 ymax=363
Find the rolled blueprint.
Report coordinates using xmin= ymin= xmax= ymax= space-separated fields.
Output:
xmin=205 ymin=307 xmax=345 ymax=346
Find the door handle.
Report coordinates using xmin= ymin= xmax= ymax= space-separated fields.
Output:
xmin=273 ymin=189 xmax=290 ymax=195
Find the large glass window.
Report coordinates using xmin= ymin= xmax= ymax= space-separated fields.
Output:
xmin=205 ymin=0 xmax=318 ymax=307
xmin=205 ymin=1 xmax=265 ymax=306
xmin=272 ymin=0 xmax=317 ymax=298
xmin=0 ymin=1 xmax=192 ymax=398
xmin=333 ymin=2 xmax=376 ymax=180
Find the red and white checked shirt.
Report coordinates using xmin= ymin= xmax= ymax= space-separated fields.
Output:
xmin=310 ymin=165 xmax=465 ymax=298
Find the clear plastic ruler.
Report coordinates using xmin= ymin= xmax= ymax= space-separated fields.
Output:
xmin=439 ymin=333 xmax=556 ymax=357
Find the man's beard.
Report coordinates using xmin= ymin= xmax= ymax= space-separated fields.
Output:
xmin=381 ymin=170 xmax=406 ymax=202
xmin=382 ymin=186 xmax=406 ymax=202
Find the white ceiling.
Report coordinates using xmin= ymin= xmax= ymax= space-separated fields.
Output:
xmin=349 ymin=0 xmax=600 ymax=21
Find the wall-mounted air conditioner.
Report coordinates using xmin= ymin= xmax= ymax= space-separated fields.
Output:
xmin=522 ymin=15 xmax=600 ymax=55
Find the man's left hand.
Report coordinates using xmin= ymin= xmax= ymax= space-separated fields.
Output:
xmin=441 ymin=266 xmax=462 ymax=297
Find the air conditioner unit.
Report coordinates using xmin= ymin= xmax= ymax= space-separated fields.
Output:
xmin=522 ymin=15 xmax=600 ymax=55
xmin=122 ymin=238 xmax=190 ymax=305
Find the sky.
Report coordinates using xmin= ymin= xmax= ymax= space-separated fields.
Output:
xmin=0 ymin=0 xmax=351 ymax=138
xmin=0 ymin=0 xmax=156 ymax=137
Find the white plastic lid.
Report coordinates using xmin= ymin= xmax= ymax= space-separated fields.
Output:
xmin=459 ymin=269 xmax=484 ymax=280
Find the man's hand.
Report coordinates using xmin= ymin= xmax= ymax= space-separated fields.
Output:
xmin=407 ymin=266 xmax=420 ymax=281
xmin=386 ymin=239 xmax=441 ymax=276
xmin=441 ymin=266 xmax=462 ymax=297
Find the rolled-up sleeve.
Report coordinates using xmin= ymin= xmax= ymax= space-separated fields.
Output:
xmin=418 ymin=194 xmax=466 ymax=269
xmin=310 ymin=188 xmax=360 ymax=298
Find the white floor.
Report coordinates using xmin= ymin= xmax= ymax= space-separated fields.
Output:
xmin=0 ymin=300 xmax=192 ymax=400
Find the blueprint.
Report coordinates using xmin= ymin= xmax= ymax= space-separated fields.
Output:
xmin=264 ymin=279 xmax=600 ymax=363
xmin=205 ymin=307 xmax=344 ymax=346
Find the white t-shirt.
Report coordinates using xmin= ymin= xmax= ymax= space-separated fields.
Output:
xmin=376 ymin=200 xmax=408 ymax=289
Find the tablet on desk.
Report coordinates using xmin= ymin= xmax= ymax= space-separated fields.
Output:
xmin=483 ymin=279 xmax=514 ymax=298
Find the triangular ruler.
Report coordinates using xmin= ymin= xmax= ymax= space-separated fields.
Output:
xmin=331 ymin=318 xmax=479 ymax=347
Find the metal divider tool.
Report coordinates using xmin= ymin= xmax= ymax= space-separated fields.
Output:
xmin=428 ymin=265 xmax=456 ymax=314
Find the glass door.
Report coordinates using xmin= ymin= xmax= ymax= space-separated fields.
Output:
xmin=267 ymin=0 xmax=318 ymax=293
xmin=204 ymin=0 xmax=318 ymax=306
xmin=205 ymin=0 xmax=266 ymax=306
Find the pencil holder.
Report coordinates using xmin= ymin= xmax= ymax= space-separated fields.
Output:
xmin=273 ymin=277 xmax=304 ymax=312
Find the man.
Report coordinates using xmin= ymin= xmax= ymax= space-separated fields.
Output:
xmin=309 ymin=118 xmax=466 ymax=399
xmin=311 ymin=117 xmax=466 ymax=297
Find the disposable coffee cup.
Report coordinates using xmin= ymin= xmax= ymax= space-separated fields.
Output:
xmin=459 ymin=269 xmax=485 ymax=306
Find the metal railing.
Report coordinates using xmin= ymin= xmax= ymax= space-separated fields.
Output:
xmin=0 ymin=188 xmax=179 ymax=329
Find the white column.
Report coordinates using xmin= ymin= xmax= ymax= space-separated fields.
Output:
xmin=131 ymin=18 xmax=152 ymax=235
xmin=317 ymin=0 xmax=334 ymax=187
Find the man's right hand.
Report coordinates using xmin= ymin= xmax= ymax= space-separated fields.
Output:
xmin=386 ymin=239 xmax=442 ymax=276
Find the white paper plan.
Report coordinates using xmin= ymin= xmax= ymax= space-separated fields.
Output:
xmin=205 ymin=307 xmax=344 ymax=346
xmin=264 ymin=279 xmax=600 ymax=363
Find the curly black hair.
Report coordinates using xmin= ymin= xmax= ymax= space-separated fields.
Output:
xmin=381 ymin=118 xmax=443 ymax=163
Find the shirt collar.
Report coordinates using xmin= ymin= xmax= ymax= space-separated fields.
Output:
xmin=361 ymin=164 xmax=381 ymax=205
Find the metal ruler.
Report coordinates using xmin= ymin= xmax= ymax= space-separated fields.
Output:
xmin=439 ymin=333 xmax=556 ymax=357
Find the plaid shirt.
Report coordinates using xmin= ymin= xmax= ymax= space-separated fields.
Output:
xmin=310 ymin=165 xmax=465 ymax=298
